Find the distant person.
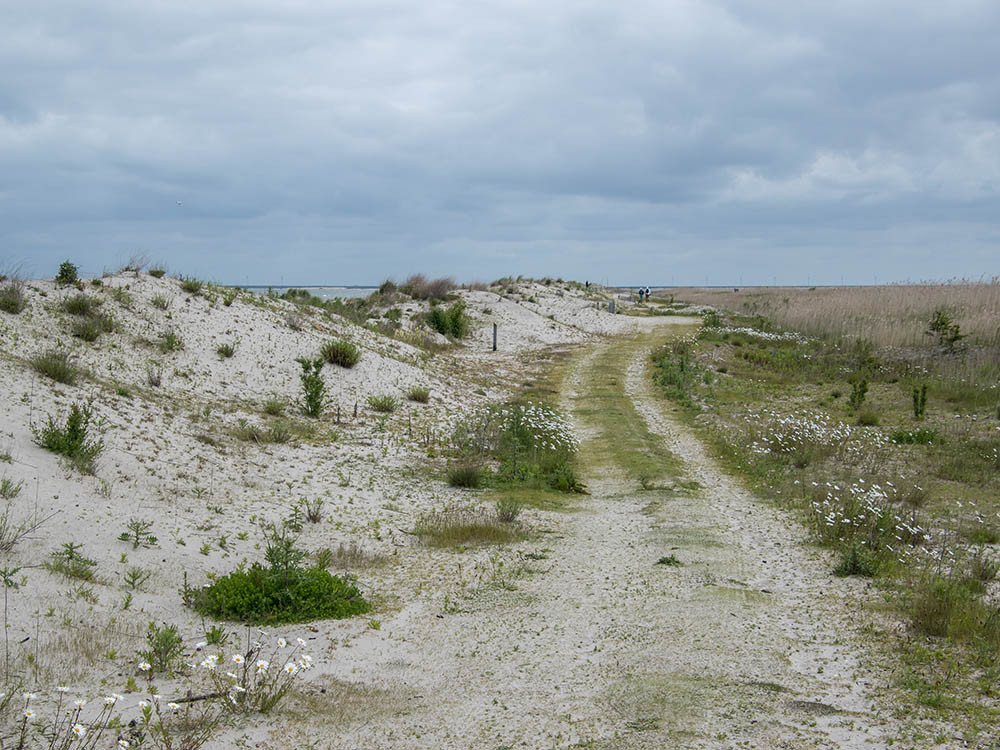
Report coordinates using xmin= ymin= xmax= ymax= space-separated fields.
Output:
xmin=645 ymin=286 xmax=651 ymax=299
xmin=638 ymin=288 xmax=644 ymax=302
xmin=585 ymin=280 xmax=589 ymax=288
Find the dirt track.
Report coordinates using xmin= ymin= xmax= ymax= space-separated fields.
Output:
xmin=283 ymin=330 xmax=896 ymax=749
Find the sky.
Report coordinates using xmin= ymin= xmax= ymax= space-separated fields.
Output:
xmin=1 ymin=0 xmax=999 ymax=286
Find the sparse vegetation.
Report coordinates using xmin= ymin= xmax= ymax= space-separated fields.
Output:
xmin=148 ymin=266 xmax=167 ymax=278
xmin=400 ymin=274 xmax=455 ymax=300
xmin=321 ymin=338 xmax=361 ymax=368
xmin=159 ymin=329 xmax=183 ymax=352
xmin=447 ymin=463 xmax=482 ymax=489
xmin=216 ymin=341 xmax=236 ymax=359
xmin=0 ymin=277 xmax=27 ymax=314
xmin=151 ymin=293 xmax=170 ymax=310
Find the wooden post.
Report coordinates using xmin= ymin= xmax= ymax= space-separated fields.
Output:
xmin=336 ymin=404 xmax=341 ymax=424
xmin=492 ymin=323 xmax=497 ymax=352
xmin=609 ymin=300 xmax=616 ymax=314
xmin=353 ymin=402 xmax=358 ymax=419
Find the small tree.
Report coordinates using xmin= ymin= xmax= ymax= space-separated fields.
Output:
xmin=55 ymin=260 xmax=79 ymax=285
xmin=297 ymin=357 xmax=326 ymax=417
xmin=926 ymin=308 xmax=964 ymax=350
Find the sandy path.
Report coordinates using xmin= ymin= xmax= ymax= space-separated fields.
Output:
xmin=307 ymin=335 xmax=895 ymax=749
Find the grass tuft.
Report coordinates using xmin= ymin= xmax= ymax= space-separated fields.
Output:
xmin=30 ymin=349 xmax=79 ymax=384
xmin=320 ymin=338 xmax=362 ymax=368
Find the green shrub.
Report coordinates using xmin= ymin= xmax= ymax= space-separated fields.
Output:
xmin=0 ymin=281 xmax=27 ymax=314
xmin=62 ymin=293 xmax=101 ymax=316
xmin=320 ymin=339 xmax=361 ymax=368
xmin=30 ymin=349 xmax=79 ymax=384
xmin=151 ymin=294 xmax=170 ymax=310
xmin=447 ymin=464 xmax=482 ymax=489
xmin=180 ymin=275 xmax=203 ymax=294
xmin=406 ymin=386 xmax=430 ymax=403
xmin=216 ymin=342 xmax=236 ymax=359
xmin=495 ymin=497 xmax=522 ymax=522
xmin=656 ymin=554 xmax=683 ymax=566
xmin=71 ymin=317 xmax=101 ymax=342
xmin=138 ymin=621 xmax=184 ymax=674
xmin=400 ymin=274 xmax=455 ymax=300
xmin=45 ymin=542 xmax=96 ymax=581
xmin=159 ymin=330 xmax=183 ymax=352
xmin=32 ymin=401 xmax=104 ymax=474
xmin=55 ymin=260 xmax=78 ymax=285
xmin=926 ymin=308 xmax=964 ymax=349
xmin=148 ymin=267 xmax=166 ymax=279
xmin=428 ymin=299 xmax=469 ymax=338
xmin=191 ymin=527 xmax=369 ymax=624
xmin=367 ymin=394 xmax=398 ymax=413
xmin=848 ymin=378 xmax=868 ymax=411
xmin=297 ymin=357 xmax=326 ymax=417
xmin=913 ymin=383 xmax=928 ymax=419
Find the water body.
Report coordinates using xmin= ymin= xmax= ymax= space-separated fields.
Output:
xmin=244 ymin=286 xmax=377 ymax=300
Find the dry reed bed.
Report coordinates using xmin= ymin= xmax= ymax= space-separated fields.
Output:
xmin=659 ymin=281 xmax=1000 ymax=350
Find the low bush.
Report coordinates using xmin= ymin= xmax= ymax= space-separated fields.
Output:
xmin=62 ymin=293 xmax=101 ymax=316
xmin=216 ymin=342 xmax=236 ymax=359
xmin=833 ymin=544 xmax=878 ymax=577
xmin=33 ymin=401 xmax=104 ymax=474
xmin=262 ymin=396 xmax=285 ymax=416
xmin=367 ymin=394 xmax=398 ymax=413
xmin=428 ymin=299 xmax=469 ymax=338
xmin=180 ymin=275 xmax=204 ymax=294
xmin=407 ymin=386 xmax=431 ymax=403
xmin=321 ymin=338 xmax=361 ymax=368
xmin=148 ymin=266 xmax=167 ymax=278
xmin=160 ymin=329 xmax=183 ymax=352
xmin=401 ymin=274 xmax=455 ymax=300
xmin=30 ymin=349 xmax=79 ymax=384
xmin=0 ymin=280 xmax=27 ymax=314
xmin=191 ymin=527 xmax=370 ymax=624
xmin=448 ymin=464 xmax=482 ymax=489
xmin=495 ymin=497 xmax=522 ymax=522
xmin=71 ymin=312 xmax=114 ymax=342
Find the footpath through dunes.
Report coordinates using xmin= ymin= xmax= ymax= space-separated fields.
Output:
xmin=298 ymin=322 xmax=900 ymax=749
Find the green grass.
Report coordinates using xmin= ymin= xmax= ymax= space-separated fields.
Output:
xmin=413 ymin=509 xmax=523 ymax=548
xmin=406 ymin=386 xmax=431 ymax=403
xmin=367 ymin=394 xmax=399 ymax=413
xmin=30 ymin=349 xmax=79 ymax=384
xmin=61 ymin=293 xmax=101 ymax=316
xmin=320 ymin=339 xmax=361 ymax=368
xmin=32 ymin=402 xmax=104 ymax=474
xmin=0 ymin=282 xmax=27 ymax=314
xmin=573 ymin=333 xmax=686 ymax=484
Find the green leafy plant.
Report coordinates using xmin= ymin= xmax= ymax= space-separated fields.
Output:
xmin=320 ymin=338 xmax=361 ymax=368
xmin=848 ymin=378 xmax=868 ymax=412
xmin=297 ymin=357 xmax=326 ymax=417
xmin=55 ymin=260 xmax=78 ymax=285
xmin=151 ymin=293 xmax=170 ymax=310
xmin=119 ymin=518 xmax=158 ymax=548
xmin=123 ymin=566 xmax=152 ymax=590
xmin=45 ymin=541 xmax=97 ymax=581
xmin=913 ymin=383 xmax=928 ymax=420
xmin=367 ymin=394 xmax=398 ymax=413
xmin=159 ymin=329 xmax=183 ymax=352
xmin=833 ymin=544 xmax=877 ymax=577
xmin=190 ymin=525 xmax=370 ymax=624
xmin=148 ymin=266 xmax=167 ymax=278
xmin=138 ymin=620 xmax=184 ymax=674
xmin=428 ymin=299 xmax=469 ymax=338
xmin=33 ymin=401 xmax=104 ymax=474
xmin=205 ymin=624 xmax=230 ymax=646
xmin=216 ymin=342 xmax=236 ymax=359
xmin=222 ymin=289 xmax=238 ymax=306
xmin=0 ymin=478 xmax=23 ymax=500
xmin=891 ymin=428 xmax=937 ymax=445
xmin=656 ymin=554 xmax=683 ymax=566
xmin=926 ymin=308 xmax=964 ymax=349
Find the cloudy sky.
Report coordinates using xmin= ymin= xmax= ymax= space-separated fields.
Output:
xmin=2 ymin=1 xmax=998 ymax=285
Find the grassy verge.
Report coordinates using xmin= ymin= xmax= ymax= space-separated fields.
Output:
xmin=650 ymin=311 xmax=1000 ymax=738
xmin=573 ymin=333 xmax=688 ymax=487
